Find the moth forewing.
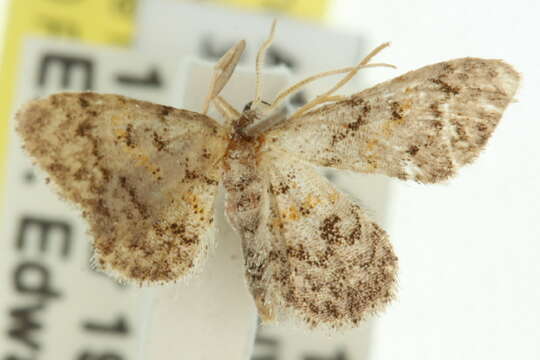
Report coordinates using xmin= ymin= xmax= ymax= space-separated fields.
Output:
xmin=266 ymin=58 xmax=520 ymax=183
xmin=16 ymin=93 xmax=228 ymax=284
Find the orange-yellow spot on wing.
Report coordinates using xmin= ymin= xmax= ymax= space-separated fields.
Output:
xmin=181 ymin=192 xmax=208 ymax=217
xmin=281 ymin=206 xmax=300 ymax=221
xmin=366 ymin=138 xmax=379 ymax=151
xmin=182 ymin=192 xmax=199 ymax=207
xmin=114 ymin=129 xmax=127 ymax=138
xmin=401 ymin=99 xmax=413 ymax=111
xmin=117 ymin=142 xmax=162 ymax=180
xmin=302 ymin=193 xmax=321 ymax=211
xmin=111 ymin=115 xmax=124 ymax=125
xmin=288 ymin=206 xmax=300 ymax=221
xmin=329 ymin=192 xmax=340 ymax=205
xmin=381 ymin=119 xmax=404 ymax=137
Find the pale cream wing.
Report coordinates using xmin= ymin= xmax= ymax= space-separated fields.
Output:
xmin=267 ymin=58 xmax=520 ymax=183
xmin=237 ymin=151 xmax=397 ymax=329
xmin=17 ymin=92 xmax=228 ymax=283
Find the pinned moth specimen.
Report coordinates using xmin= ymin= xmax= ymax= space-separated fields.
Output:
xmin=16 ymin=21 xmax=520 ymax=329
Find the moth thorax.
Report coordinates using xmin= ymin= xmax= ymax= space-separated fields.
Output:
xmin=234 ymin=100 xmax=288 ymax=139
xmin=233 ymin=110 xmax=259 ymax=139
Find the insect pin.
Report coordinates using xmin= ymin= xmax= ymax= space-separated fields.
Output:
xmin=16 ymin=20 xmax=520 ymax=329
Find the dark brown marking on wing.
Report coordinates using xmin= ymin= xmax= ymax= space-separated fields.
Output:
xmin=430 ymin=78 xmax=460 ymax=95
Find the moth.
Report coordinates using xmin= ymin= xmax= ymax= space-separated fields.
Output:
xmin=16 ymin=21 xmax=520 ymax=329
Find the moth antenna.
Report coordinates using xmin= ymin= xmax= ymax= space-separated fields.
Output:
xmin=290 ymin=42 xmax=392 ymax=120
xmin=252 ymin=19 xmax=277 ymax=109
xmin=213 ymin=95 xmax=240 ymax=126
xmin=316 ymin=95 xmax=349 ymax=104
xmin=202 ymin=40 xmax=246 ymax=115
xmin=266 ymin=62 xmax=395 ymax=113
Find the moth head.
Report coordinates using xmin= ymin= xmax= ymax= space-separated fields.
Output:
xmin=239 ymin=100 xmax=288 ymax=137
xmin=242 ymin=100 xmax=273 ymax=113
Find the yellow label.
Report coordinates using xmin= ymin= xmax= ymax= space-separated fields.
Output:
xmin=212 ymin=0 xmax=329 ymax=20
